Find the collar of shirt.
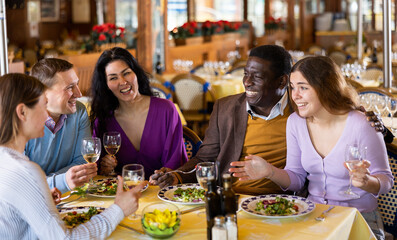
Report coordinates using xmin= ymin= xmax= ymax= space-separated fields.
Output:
xmin=45 ymin=114 xmax=68 ymax=134
xmin=246 ymin=91 xmax=288 ymax=120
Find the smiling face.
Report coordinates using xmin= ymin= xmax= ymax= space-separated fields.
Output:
xmin=243 ymin=56 xmax=286 ymax=116
xmin=289 ymin=71 xmax=324 ymax=118
xmin=45 ymin=69 xmax=82 ymax=120
xmin=105 ymin=60 xmax=140 ymax=102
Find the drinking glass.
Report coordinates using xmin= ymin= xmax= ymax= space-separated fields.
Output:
xmin=373 ymin=95 xmax=386 ymax=117
xmin=81 ymin=137 xmax=101 ymax=186
xmin=196 ymin=162 xmax=217 ymax=191
xmin=122 ymin=164 xmax=144 ymax=220
xmin=103 ymin=131 xmax=121 ymax=176
xmin=385 ymin=97 xmax=397 ymax=132
xmin=339 ymin=144 xmax=365 ymax=199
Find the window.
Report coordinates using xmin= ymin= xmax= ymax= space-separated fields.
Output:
xmin=168 ymin=0 xmax=188 ymax=31
xmin=248 ymin=0 xmax=265 ymax=36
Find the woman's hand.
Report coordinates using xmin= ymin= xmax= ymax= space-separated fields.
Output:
xmin=99 ymin=155 xmax=117 ymax=175
xmin=345 ymin=160 xmax=371 ymax=188
xmin=229 ymin=155 xmax=274 ymax=181
xmin=50 ymin=187 xmax=61 ymax=205
xmin=114 ymin=176 xmax=146 ymax=216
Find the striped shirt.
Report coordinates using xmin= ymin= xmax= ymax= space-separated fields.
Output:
xmin=0 ymin=146 xmax=124 ymax=240
xmin=45 ymin=114 xmax=67 ymax=134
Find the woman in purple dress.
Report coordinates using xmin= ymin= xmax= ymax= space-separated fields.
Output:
xmin=90 ymin=47 xmax=187 ymax=178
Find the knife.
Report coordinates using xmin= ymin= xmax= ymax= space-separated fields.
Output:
xmin=118 ymin=223 xmax=145 ymax=235
xmin=180 ymin=205 xmax=205 ymax=215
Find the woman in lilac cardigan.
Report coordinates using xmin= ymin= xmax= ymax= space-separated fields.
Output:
xmin=90 ymin=48 xmax=187 ymax=178
xmin=230 ymin=56 xmax=393 ymax=239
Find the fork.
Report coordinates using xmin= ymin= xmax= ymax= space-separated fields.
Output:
xmin=56 ymin=196 xmax=82 ymax=209
xmin=167 ymin=168 xmax=197 ymax=174
xmin=315 ymin=206 xmax=335 ymax=221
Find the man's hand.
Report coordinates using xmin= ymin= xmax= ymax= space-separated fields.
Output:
xmin=359 ymin=106 xmax=386 ymax=133
xmin=149 ymin=167 xmax=178 ymax=188
xmin=98 ymin=155 xmax=117 ymax=175
xmin=65 ymin=163 xmax=97 ymax=189
xmin=114 ymin=176 xmax=145 ymax=216
xmin=51 ymin=187 xmax=61 ymax=205
xmin=229 ymin=155 xmax=273 ymax=181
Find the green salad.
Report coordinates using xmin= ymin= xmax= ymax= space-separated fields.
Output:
xmin=62 ymin=207 xmax=102 ymax=228
xmin=255 ymin=197 xmax=299 ymax=216
xmin=172 ymin=187 xmax=205 ymax=202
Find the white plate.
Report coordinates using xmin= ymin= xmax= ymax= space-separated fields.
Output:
xmin=87 ymin=178 xmax=148 ymax=198
xmin=241 ymin=194 xmax=315 ymax=218
xmin=59 ymin=206 xmax=105 ymax=228
xmin=158 ymin=183 xmax=205 ymax=205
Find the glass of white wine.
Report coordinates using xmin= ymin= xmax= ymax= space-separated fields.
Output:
xmin=103 ymin=131 xmax=121 ymax=176
xmin=122 ymin=164 xmax=144 ymax=220
xmin=81 ymin=137 xmax=101 ymax=186
xmin=196 ymin=162 xmax=217 ymax=191
xmin=339 ymin=144 xmax=366 ymax=199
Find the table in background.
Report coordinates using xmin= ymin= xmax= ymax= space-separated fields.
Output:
xmin=61 ymin=185 xmax=375 ymax=240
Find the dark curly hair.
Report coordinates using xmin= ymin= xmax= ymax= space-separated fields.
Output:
xmin=90 ymin=47 xmax=153 ymax=133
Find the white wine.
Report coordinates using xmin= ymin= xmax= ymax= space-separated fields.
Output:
xmin=83 ymin=153 xmax=100 ymax=163
xmin=345 ymin=160 xmax=360 ymax=171
xmin=124 ymin=180 xmax=142 ymax=190
xmin=104 ymin=144 xmax=120 ymax=156
xmin=199 ymin=176 xmax=214 ymax=190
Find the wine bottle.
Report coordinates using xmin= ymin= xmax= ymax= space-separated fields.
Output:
xmin=155 ymin=53 xmax=163 ymax=75
xmin=221 ymin=173 xmax=237 ymax=217
xmin=205 ymin=179 xmax=221 ymax=240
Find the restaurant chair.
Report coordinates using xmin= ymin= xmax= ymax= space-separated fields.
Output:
xmin=328 ymin=50 xmax=347 ymax=67
xmin=347 ymin=79 xmax=364 ymax=89
xmin=227 ymin=66 xmax=244 ymax=77
xmin=357 ymin=87 xmax=393 ymax=97
xmin=150 ymin=82 xmax=173 ymax=102
xmin=379 ymin=143 xmax=397 ymax=238
xmin=231 ymin=59 xmax=247 ymax=69
xmin=360 ymin=68 xmax=383 ymax=82
xmin=307 ymin=45 xmax=323 ymax=55
xmin=171 ymin=73 xmax=216 ymax=137
xmin=76 ymin=66 xmax=95 ymax=96
xmin=190 ymin=64 xmax=207 ymax=76
xmin=149 ymin=73 xmax=167 ymax=85
xmin=183 ymin=126 xmax=202 ymax=160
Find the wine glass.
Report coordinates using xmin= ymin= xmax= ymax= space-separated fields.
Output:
xmin=196 ymin=162 xmax=217 ymax=191
xmin=103 ymin=131 xmax=121 ymax=176
xmin=195 ymin=162 xmax=217 ymax=218
xmin=122 ymin=164 xmax=144 ymax=220
xmin=385 ymin=97 xmax=397 ymax=133
xmin=81 ymin=137 xmax=101 ymax=186
xmin=339 ymin=144 xmax=365 ymax=199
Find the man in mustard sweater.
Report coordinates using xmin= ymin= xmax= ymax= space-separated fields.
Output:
xmin=151 ymin=45 xmax=292 ymax=195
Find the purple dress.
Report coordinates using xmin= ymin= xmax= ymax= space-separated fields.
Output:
xmin=93 ymin=97 xmax=188 ymax=178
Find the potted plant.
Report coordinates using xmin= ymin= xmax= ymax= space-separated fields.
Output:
xmin=91 ymin=23 xmax=126 ymax=51
xmin=170 ymin=21 xmax=200 ymax=46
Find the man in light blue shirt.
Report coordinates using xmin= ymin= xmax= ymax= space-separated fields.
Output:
xmin=25 ymin=58 xmax=97 ymax=193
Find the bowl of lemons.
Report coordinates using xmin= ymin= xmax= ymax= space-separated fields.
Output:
xmin=141 ymin=202 xmax=181 ymax=238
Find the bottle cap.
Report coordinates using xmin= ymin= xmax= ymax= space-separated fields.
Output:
xmin=214 ymin=215 xmax=225 ymax=224
xmin=222 ymin=173 xmax=232 ymax=179
xmin=225 ymin=214 xmax=237 ymax=222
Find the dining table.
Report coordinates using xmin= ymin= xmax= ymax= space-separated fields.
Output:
xmin=59 ymin=179 xmax=376 ymax=240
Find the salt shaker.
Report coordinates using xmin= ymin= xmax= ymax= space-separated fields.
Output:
xmin=225 ymin=214 xmax=238 ymax=240
xmin=212 ymin=216 xmax=227 ymax=240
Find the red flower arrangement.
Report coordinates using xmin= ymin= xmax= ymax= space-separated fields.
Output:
xmin=265 ymin=17 xmax=286 ymax=31
xmin=91 ymin=23 xmax=125 ymax=46
xmin=170 ymin=21 xmax=199 ymax=39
